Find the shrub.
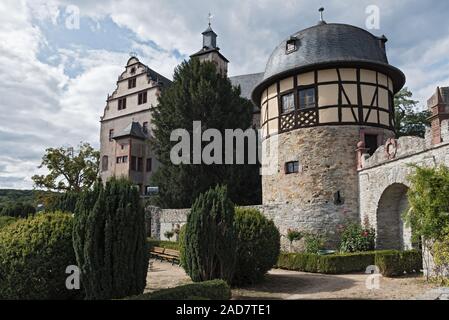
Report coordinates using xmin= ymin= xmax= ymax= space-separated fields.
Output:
xmin=286 ymin=229 xmax=302 ymax=247
xmin=339 ymin=222 xmax=375 ymax=253
xmin=147 ymin=239 xmax=180 ymax=251
xmin=232 ymin=208 xmax=280 ymax=285
xmin=73 ymin=179 xmax=148 ymax=300
xmin=0 ymin=202 xmax=35 ymax=218
xmin=183 ymin=185 xmax=236 ymax=283
xmin=303 ymin=233 xmax=326 ymax=254
xmin=0 ymin=216 xmax=18 ymax=229
xmin=0 ymin=212 xmax=80 ymax=300
xmin=128 ymin=280 xmax=231 ymax=300
xmin=375 ymin=250 xmax=422 ymax=277
xmin=164 ymin=230 xmax=175 ymax=241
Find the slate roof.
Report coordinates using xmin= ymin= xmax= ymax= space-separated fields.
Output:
xmin=230 ymin=73 xmax=264 ymax=100
xmin=113 ymin=121 xmax=147 ymax=140
xmin=252 ymin=22 xmax=406 ymax=104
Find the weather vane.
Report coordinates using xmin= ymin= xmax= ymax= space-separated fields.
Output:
xmin=319 ymin=7 xmax=325 ymax=21
xmin=208 ymin=12 xmax=214 ymax=26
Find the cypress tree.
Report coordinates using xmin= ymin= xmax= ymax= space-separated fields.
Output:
xmin=73 ymin=178 xmax=148 ymax=299
xmin=183 ymin=185 xmax=236 ymax=283
xmin=151 ymin=58 xmax=261 ymax=208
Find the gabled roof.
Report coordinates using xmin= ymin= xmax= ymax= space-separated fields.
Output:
xmin=113 ymin=121 xmax=147 ymax=140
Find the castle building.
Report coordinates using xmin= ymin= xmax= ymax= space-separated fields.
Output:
xmin=99 ymin=56 xmax=171 ymax=195
xmin=103 ymin=13 xmax=449 ymax=258
xmin=251 ymin=18 xmax=405 ymax=245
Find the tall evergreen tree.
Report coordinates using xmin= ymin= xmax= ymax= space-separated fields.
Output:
xmin=73 ymin=179 xmax=148 ymax=300
xmin=151 ymin=59 xmax=261 ymax=208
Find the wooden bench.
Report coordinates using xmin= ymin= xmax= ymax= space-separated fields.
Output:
xmin=150 ymin=246 xmax=180 ymax=265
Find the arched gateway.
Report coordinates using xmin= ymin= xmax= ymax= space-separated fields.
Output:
xmin=376 ymin=183 xmax=412 ymax=250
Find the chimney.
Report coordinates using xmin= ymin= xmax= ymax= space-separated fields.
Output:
xmin=427 ymin=87 xmax=449 ymax=145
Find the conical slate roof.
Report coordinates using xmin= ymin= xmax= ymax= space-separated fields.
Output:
xmin=252 ymin=22 xmax=405 ymax=104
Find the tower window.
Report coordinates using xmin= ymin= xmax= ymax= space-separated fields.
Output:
xmin=138 ymin=92 xmax=147 ymax=105
xmin=128 ymin=78 xmax=136 ymax=89
xmin=364 ymin=134 xmax=378 ymax=156
xmin=102 ymin=156 xmax=108 ymax=172
xmin=130 ymin=67 xmax=136 ymax=74
xmin=285 ymin=161 xmax=300 ymax=174
xmin=286 ymin=38 xmax=297 ymax=54
xmin=137 ymin=157 xmax=143 ymax=172
xmin=281 ymin=93 xmax=295 ymax=114
xmin=298 ymin=88 xmax=315 ymax=109
xmin=142 ymin=122 xmax=148 ymax=134
xmin=109 ymin=129 xmax=114 ymax=141
xmin=131 ymin=156 xmax=137 ymax=170
xmin=118 ymin=98 xmax=127 ymax=110
xmin=146 ymin=158 xmax=152 ymax=172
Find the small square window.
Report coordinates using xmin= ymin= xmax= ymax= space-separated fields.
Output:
xmin=281 ymin=93 xmax=295 ymax=114
xmin=286 ymin=39 xmax=297 ymax=54
xmin=298 ymin=88 xmax=315 ymax=109
xmin=285 ymin=161 xmax=300 ymax=174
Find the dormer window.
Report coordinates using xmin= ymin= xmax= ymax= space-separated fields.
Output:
xmin=130 ymin=67 xmax=136 ymax=74
xmin=286 ymin=38 xmax=297 ymax=54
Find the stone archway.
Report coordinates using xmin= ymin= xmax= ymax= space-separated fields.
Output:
xmin=376 ymin=183 xmax=412 ymax=250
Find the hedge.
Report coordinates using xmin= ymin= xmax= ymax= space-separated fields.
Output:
xmin=277 ymin=250 xmax=422 ymax=276
xmin=375 ymin=250 xmax=422 ymax=277
xmin=277 ymin=251 xmax=376 ymax=274
xmin=128 ymin=280 xmax=231 ymax=300
xmin=147 ymin=238 xmax=180 ymax=251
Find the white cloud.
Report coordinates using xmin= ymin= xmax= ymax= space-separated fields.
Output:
xmin=2 ymin=0 xmax=449 ymax=189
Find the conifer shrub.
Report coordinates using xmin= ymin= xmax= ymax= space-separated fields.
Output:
xmin=0 ymin=202 xmax=35 ymax=218
xmin=73 ymin=178 xmax=148 ymax=299
xmin=182 ymin=185 xmax=236 ymax=283
xmin=232 ymin=207 xmax=280 ymax=285
xmin=0 ymin=212 xmax=80 ymax=300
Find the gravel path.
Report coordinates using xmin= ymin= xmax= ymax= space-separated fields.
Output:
xmin=146 ymin=259 xmax=437 ymax=300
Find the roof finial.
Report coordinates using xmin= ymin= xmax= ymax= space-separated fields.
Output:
xmin=129 ymin=51 xmax=138 ymax=59
xmin=208 ymin=12 xmax=214 ymax=27
xmin=319 ymin=7 xmax=325 ymax=22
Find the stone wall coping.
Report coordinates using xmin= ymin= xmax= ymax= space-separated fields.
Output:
xmin=359 ymin=140 xmax=449 ymax=172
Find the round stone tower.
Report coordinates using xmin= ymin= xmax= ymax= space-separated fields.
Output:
xmin=252 ymin=21 xmax=405 ymax=246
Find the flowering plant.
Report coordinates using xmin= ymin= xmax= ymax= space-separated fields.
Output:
xmin=339 ymin=221 xmax=376 ymax=253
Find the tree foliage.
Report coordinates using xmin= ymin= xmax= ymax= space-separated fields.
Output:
xmin=150 ymin=59 xmax=261 ymax=208
xmin=0 ymin=202 xmax=36 ymax=218
xmin=73 ymin=178 xmax=148 ymax=299
xmin=394 ymin=87 xmax=430 ymax=138
xmin=182 ymin=185 xmax=236 ymax=283
xmin=32 ymin=142 xmax=99 ymax=193
xmin=404 ymin=165 xmax=449 ymax=242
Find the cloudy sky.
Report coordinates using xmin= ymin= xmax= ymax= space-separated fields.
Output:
xmin=1 ymin=0 xmax=449 ymax=189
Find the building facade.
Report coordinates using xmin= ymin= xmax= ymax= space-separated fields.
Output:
xmin=99 ymin=56 xmax=171 ymax=195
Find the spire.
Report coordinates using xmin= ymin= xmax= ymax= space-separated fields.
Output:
xmin=202 ymin=13 xmax=217 ymax=49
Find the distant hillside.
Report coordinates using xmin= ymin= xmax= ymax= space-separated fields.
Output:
xmin=0 ymin=189 xmax=55 ymax=208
